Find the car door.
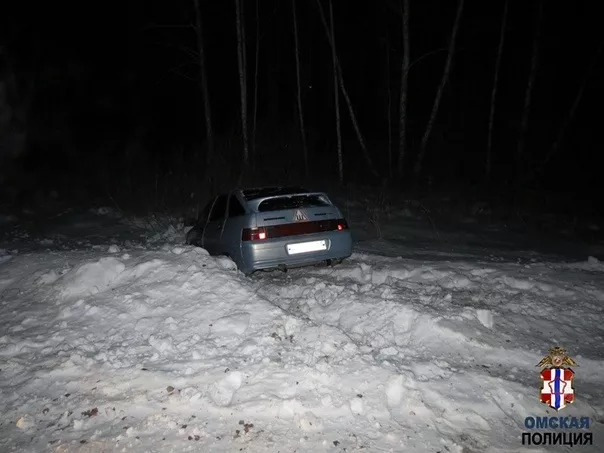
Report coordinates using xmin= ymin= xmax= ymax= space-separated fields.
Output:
xmin=202 ymin=194 xmax=228 ymax=254
xmin=187 ymin=198 xmax=216 ymax=246
xmin=221 ymin=192 xmax=247 ymax=259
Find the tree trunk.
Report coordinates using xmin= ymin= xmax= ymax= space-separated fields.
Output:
xmin=516 ymin=0 xmax=543 ymax=185
xmin=327 ymin=0 xmax=343 ymax=183
xmin=485 ymin=0 xmax=508 ymax=185
xmin=413 ymin=0 xmax=464 ymax=183
xmin=315 ymin=0 xmax=380 ymax=179
xmin=292 ymin=0 xmax=309 ymax=179
xmin=397 ymin=0 xmax=410 ymax=178
xmin=386 ymin=42 xmax=392 ymax=180
xmin=193 ymin=0 xmax=214 ymax=172
xmin=235 ymin=0 xmax=249 ymax=172
xmin=252 ymin=0 xmax=260 ymax=172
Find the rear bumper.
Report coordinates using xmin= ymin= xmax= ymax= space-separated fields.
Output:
xmin=239 ymin=230 xmax=352 ymax=273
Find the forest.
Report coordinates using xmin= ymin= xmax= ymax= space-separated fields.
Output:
xmin=0 ymin=0 xmax=601 ymax=221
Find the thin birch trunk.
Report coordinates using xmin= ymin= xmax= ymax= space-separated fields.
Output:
xmin=413 ymin=0 xmax=464 ymax=182
xmin=292 ymin=0 xmax=309 ymax=178
xmin=516 ymin=0 xmax=543 ymax=184
xmin=241 ymin=0 xmax=249 ymax=168
xmin=486 ymin=0 xmax=508 ymax=184
xmin=397 ymin=0 xmax=410 ymax=178
xmin=316 ymin=0 xmax=380 ymax=179
xmin=328 ymin=0 xmax=343 ymax=183
xmin=192 ymin=0 xmax=214 ymax=170
xmin=235 ymin=0 xmax=249 ymax=170
xmin=386 ymin=43 xmax=392 ymax=180
xmin=252 ymin=0 xmax=260 ymax=171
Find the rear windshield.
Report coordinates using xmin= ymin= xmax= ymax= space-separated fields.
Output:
xmin=243 ymin=186 xmax=308 ymax=201
xmin=258 ymin=194 xmax=330 ymax=212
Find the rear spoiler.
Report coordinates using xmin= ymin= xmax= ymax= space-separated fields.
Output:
xmin=246 ymin=192 xmax=332 ymax=212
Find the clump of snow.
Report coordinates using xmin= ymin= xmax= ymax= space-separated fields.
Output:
xmin=59 ymin=257 xmax=125 ymax=298
xmin=475 ymin=308 xmax=494 ymax=328
xmin=148 ymin=334 xmax=175 ymax=354
xmin=36 ymin=269 xmax=62 ymax=285
xmin=210 ymin=371 xmax=244 ymax=406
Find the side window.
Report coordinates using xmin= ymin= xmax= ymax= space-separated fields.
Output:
xmin=208 ymin=194 xmax=228 ymax=222
xmin=228 ymin=194 xmax=246 ymax=218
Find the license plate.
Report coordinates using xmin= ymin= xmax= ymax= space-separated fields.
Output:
xmin=287 ymin=240 xmax=327 ymax=255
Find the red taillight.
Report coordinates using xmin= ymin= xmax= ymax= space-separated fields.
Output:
xmin=242 ymin=219 xmax=348 ymax=241
xmin=242 ymin=227 xmax=268 ymax=241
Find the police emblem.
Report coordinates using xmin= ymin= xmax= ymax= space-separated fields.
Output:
xmin=537 ymin=347 xmax=577 ymax=411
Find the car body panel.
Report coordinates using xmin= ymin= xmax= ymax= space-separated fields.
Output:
xmin=240 ymin=230 xmax=352 ymax=273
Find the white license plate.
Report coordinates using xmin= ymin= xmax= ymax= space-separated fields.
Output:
xmin=287 ymin=240 xmax=327 ymax=255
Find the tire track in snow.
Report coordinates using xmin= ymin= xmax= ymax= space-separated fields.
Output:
xmin=249 ymin=253 xmax=604 ymax=451
xmin=250 ymin=261 xmax=533 ymax=450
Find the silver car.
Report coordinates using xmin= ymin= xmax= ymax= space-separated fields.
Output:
xmin=186 ymin=186 xmax=352 ymax=275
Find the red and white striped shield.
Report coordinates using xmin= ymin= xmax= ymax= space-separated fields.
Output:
xmin=540 ymin=367 xmax=575 ymax=411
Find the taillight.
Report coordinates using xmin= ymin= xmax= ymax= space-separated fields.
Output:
xmin=242 ymin=219 xmax=348 ymax=241
xmin=242 ymin=227 xmax=268 ymax=241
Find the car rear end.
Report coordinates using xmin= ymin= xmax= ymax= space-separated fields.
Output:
xmin=238 ymin=188 xmax=352 ymax=274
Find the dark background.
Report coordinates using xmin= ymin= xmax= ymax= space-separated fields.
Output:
xmin=0 ymin=0 xmax=601 ymax=217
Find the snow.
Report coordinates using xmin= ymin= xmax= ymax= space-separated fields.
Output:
xmin=0 ymin=210 xmax=603 ymax=452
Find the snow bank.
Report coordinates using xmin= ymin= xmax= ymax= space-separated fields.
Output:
xmin=0 ymin=245 xmax=603 ymax=452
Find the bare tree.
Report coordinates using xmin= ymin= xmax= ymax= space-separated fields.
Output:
xmin=485 ymin=0 xmax=508 ymax=184
xmin=192 ymin=0 xmax=214 ymax=172
xmin=251 ymin=0 xmax=260 ymax=171
xmin=292 ymin=0 xmax=309 ymax=178
xmin=315 ymin=0 xmax=379 ymax=179
xmin=413 ymin=0 xmax=464 ymax=183
xmin=397 ymin=0 xmax=410 ymax=178
xmin=235 ymin=0 xmax=249 ymax=171
xmin=516 ymin=0 xmax=543 ymax=184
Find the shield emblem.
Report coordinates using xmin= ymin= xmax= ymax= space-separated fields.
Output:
xmin=293 ymin=209 xmax=308 ymax=222
xmin=540 ymin=367 xmax=575 ymax=411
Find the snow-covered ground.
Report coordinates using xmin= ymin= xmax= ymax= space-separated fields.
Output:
xmin=0 ymin=207 xmax=603 ymax=452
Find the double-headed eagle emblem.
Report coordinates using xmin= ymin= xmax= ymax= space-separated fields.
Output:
xmin=536 ymin=346 xmax=577 ymax=368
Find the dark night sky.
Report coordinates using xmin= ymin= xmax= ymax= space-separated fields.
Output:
xmin=1 ymin=0 xmax=602 ymax=202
